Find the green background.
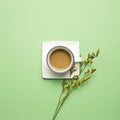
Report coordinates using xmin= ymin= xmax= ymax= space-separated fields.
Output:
xmin=0 ymin=0 xmax=120 ymax=120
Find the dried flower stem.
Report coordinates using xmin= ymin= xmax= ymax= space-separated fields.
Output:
xmin=52 ymin=49 xmax=100 ymax=120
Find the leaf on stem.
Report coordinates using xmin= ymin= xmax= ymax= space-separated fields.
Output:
xmin=91 ymin=68 xmax=96 ymax=73
xmin=96 ymin=49 xmax=100 ymax=57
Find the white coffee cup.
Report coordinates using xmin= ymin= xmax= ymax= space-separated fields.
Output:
xmin=46 ymin=46 xmax=75 ymax=73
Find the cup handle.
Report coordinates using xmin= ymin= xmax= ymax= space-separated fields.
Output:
xmin=75 ymin=57 xmax=82 ymax=63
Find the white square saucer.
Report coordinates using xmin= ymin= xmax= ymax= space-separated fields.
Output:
xmin=42 ymin=41 xmax=82 ymax=79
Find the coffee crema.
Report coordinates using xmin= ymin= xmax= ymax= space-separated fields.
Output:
xmin=49 ymin=49 xmax=71 ymax=70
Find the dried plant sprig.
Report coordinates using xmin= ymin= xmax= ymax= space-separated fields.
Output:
xmin=70 ymin=65 xmax=76 ymax=75
xmin=52 ymin=49 xmax=100 ymax=120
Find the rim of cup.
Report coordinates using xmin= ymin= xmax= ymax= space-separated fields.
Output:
xmin=46 ymin=46 xmax=74 ymax=74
